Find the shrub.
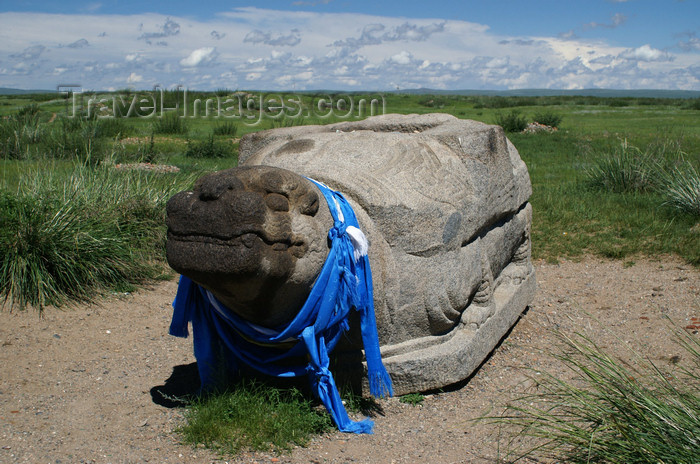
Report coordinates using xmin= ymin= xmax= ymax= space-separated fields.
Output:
xmin=214 ymin=88 xmax=232 ymax=97
xmin=186 ymin=135 xmax=234 ymax=159
xmin=95 ymin=117 xmax=131 ymax=138
xmin=0 ymin=104 xmax=43 ymax=159
xmin=683 ymin=98 xmax=700 ymax=110
xmin=494 ymin=110 xmax=528 ymax=133
xmin=658 ymin=161 xmax=700 ymax=216
xmin=0 ymin=162 xmax=197 ymax=310
xmin=212 ymin=121 xmax=238 ymax=137
xmin=482 ymin=330 xmax=700 ymax=464
xmin=532 ymin=111 xmax=563 ymax=128
xmin=587 ymin=138 xmax=699 ymax=215
xmin=608 ymin=98 xmax=631 ymax=107
xmin=44 ymin=116 xmax=103 ymax=162
xmin=0 ymin=190 xmax=143 ymax=309
xmin=587 ymin=141 xmax=656 ymax=193
xmin=153 ymin=111 xmax=188 ymax=135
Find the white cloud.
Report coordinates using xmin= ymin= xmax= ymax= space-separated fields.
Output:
xmin=180 ymin=47 xmax=217 ymax=67
xmin=390 ymin=51 xmax=412 ymax=65
xmin=138 ymin=17 xmax=180 ymax=43
xmin=620 ymin=44 xmax=672 ymax=62
xmin=126 ymin=72 xmax=143 ymax=83
xmin=244 ymin=29 xmax=301 ymax=46
xmin=0 ymin=8 xmax=697 ymax=91
xmin=125 ymin=53 xmax=143 ymax=62
xmin=332 ymin=21 xmax=446 ymax=51
xmin=679 ymin=35 xmax=700 ymax=51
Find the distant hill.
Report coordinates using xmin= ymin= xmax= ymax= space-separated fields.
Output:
xmin=394 ymin=88 xmax=700 ymax=99
xmin=1 ymin=86 xmax=699 ymax=99
xmin=0 ymin=87 xmax=53 ymax=95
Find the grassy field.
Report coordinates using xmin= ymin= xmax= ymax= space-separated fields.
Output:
xmin=1 ymin=91 xmax=699 ymax=310
xmin=1 ymin=90 xmax=699 ymax=458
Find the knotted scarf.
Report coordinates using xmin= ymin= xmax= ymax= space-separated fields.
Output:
xmin=169 ymin=178 xmax=393 ymax=433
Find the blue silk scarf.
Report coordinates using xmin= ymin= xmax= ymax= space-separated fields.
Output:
xmin=169 ymin=178 xmax=393 ymax=433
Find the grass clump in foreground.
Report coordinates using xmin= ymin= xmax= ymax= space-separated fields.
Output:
xmin=483 ymin=330 xmax=700 ymax=463
xmin=586 ymin=139 xmax=700 ymax=217
xmin=178 ymin=381 xmax=333 ymax=455
xmin=0 ymin=161 xmax=198 ymax=310
xmin=658 ymin=162 xmax=700 ymax=216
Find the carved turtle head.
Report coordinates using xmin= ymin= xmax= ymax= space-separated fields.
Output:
xmin=166 ymin=165 xmax=332 ymax=327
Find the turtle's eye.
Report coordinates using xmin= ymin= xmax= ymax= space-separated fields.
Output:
xmin=265 ymin=192 xmax=290 ymax=212
xmin=298 ymin=191 xmax=320 ymax=216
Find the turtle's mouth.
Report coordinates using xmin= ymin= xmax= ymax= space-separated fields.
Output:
xmin=167 ymin=231 xmax=298 ymax=251
xmin=166 ymin=230 xmax=309 ymax=260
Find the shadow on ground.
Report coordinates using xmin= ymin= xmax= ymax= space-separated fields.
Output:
xmin=150 ymin=362 xmax=201 ymax=408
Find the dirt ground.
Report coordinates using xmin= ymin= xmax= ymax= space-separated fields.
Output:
xmin=1 ymin=256 xmax=698 ymax=464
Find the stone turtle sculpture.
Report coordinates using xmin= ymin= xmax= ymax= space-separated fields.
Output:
xmin=166 ymin=113 xmax=535 ymax=395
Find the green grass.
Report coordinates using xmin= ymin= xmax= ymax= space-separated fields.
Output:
xmin=1 ymin=91 xmax=699 ymax=310
xmin=0 ymin=160 xmax=199 ymax=310
xmin=177 ymin=381 xmax=333 ymax=455
xmin=0 ymin=91 xmax=698 ymax=458
xmin=399 ymin=393 xmax=425 ymax=406
xmin=153 ymin=111 xmax=189 ymax=135
xmin=494 ymin=110 xmax=529 ymax=132
xmin=658 ymin=161 xmax=700 ymax=216
xmin=532 ymin=110 xmax=563 ymax=128
xmin=511 ymin=132 xmax=700 ymax=265
xmin=481 ymin=330 xmax=700 ymax=463
xmin=212 ymin=121 xmax=238 ymax=136
xmin=185 ymin=134 xmax=236 ymax=159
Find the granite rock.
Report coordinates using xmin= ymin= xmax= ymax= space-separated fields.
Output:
xmin=167 ymin=113 xmax=536 ymax=394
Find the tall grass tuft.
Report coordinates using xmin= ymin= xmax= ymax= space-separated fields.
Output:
xmin=178 ymin=380 xmax=332 ymax=455
xmin=658 ymin=161 xmax=700 ymax=216
xmin=212 ymin=121 xmax=238 ymax=136
xmin=586 ymin=140 xmax=656 ymax=193
xmin=0 ymin=104 xmax=43 ymax=159
xmin=494 ymin=110 xmax=528 ymax=133
xmin=186 ymin=135 xmax=235 ymax=159
xmin=0 ymin=162 xmax=198 ymax=310
xmin=0 ymin=191 xmax=144 ymax=309
xmin=483 ymin=330 xmax=700 ymax=463
xmin=587 ymin=139 xmax=700 ymax=217
xmin=47 ymin=116 xmax=103 ymax=162
xmin=153 ymin=111 xmax=188 ymax=135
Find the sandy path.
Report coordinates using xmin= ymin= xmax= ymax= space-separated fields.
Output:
xmin=1 ymin=257 xmax=698 ymax=464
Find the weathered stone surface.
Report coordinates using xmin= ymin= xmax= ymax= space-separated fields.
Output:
xmin=167 ymin=113 xmax=535 ymax=395
xmin=166 ymin=166 xmax=332 ymax=327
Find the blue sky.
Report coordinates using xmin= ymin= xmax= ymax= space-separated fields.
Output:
xmin=1 ymin=1 xmax=698 ymax=91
